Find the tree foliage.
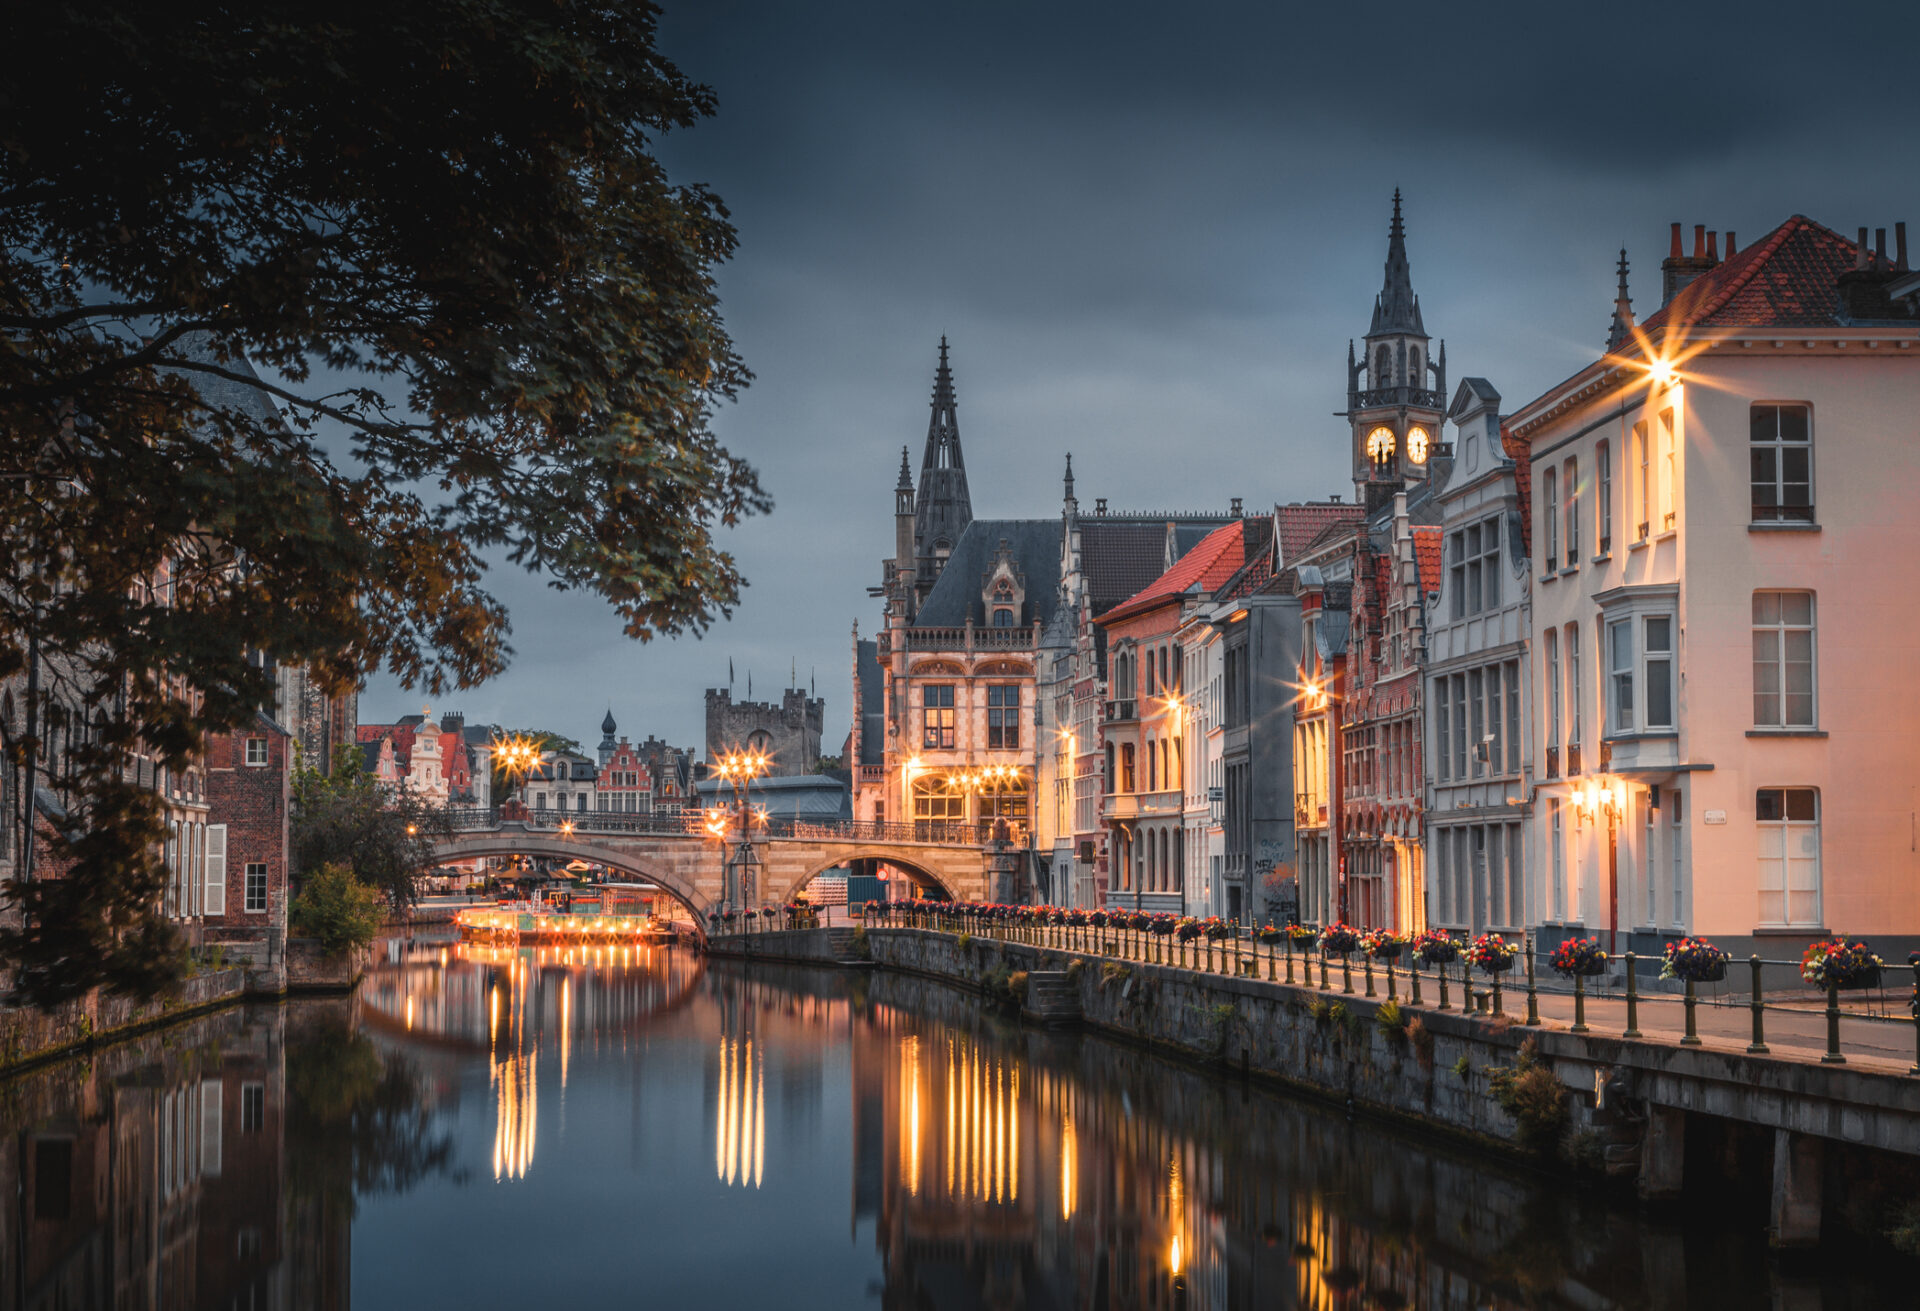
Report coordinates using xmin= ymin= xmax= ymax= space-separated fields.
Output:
xmin=291 ymin=760 xmax=449 ymax=912
xmin=0 ymin=0 xmax=764 ymax=1003
xmin=288 ymin=862 xmax=386 ymax=956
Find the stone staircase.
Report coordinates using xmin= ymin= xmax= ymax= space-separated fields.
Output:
xmin=1023 ymin=970 xmax=1082 ymax=1027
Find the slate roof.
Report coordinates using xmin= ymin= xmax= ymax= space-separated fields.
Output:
xmin=914 ymin=518 xmax=1062 ymax=629
xmin=1078 ymin=516 xmax=1236 ymax=616
xmin=1100 ymin=521 xmax=1245 ymax=625
xmin=855 ymin=638 xmax=884 ymax=767
xmin=1637 ymin=215 xmax=1865 ymax=333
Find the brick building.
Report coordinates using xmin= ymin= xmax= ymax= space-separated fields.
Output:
xmin=203 ymin=713 xmax=293 ymax=963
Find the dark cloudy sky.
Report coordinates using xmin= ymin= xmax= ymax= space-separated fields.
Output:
xmin=362 ymin=0 xmax=1915 ymax=755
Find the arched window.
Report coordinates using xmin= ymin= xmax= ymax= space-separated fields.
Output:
xmin=1409 ymin=347 xmax=1421 ymax=383
xmin=1375 ymin=345 xmax=1391 ymax=385
xmin=992 ymin=608 xmax=1014 ymax=628
xmin=1146 ymin=736 xmax=1156 ymax=792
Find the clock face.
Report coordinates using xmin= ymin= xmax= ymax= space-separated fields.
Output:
xmin=1366 ymin=426 xmax=1395 ymax=465
xmin=1406 ymin=425 xmax=1431 ymax=464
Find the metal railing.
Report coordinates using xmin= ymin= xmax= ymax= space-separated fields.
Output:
xmin=855 ymin=907 xmax=1920 ymax=1073
xmin=442 ymin=806 xmax=995 ymax=847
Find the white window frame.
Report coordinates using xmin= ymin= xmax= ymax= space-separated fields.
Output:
xmin=1657 ymin=407 xmax=1677 ymax=534
xmin=1598 ymin=585 xmax=1679 ymax=737
xmin=1549 ymin=800 xmax=1565 ymax=922
xmin=1752 ymin=591 xmax=1817 ymax=729
xmin=1750 ymin=402 xmax=1814 ymax=524
xmin=204 ymin=824 xmax=226 ymax=916
xmin=1541 ymin=466 xmax=1559 ymax=572
xmin=244 ymin=737 xmax=269 ymax=767
xmin=245 ymin=862 xmax=268 ymax=913
xmin=1595 ymin=438 xmax=1613 ymax=554
xmin=1561 ymin=456 xmax=1579 ymax=568
xmin=1632 ymin=419 xmax=1651 ymax=542
xmin=1565 ymin=624 xmax=1582 ymax=765
xmin=1755 ymin=787 xmax=1821 ymax=928
xmin=1669 ymin=790 xmax=1686 ymax=929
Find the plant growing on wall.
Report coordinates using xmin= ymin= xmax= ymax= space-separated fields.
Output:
xmin=1486 ymin=1037 xmax=1567 ymax=1153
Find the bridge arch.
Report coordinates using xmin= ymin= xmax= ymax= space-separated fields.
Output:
xmin=431 ymin=832 xmax=714 ymax=941
xmin=774 ymin=849 xmax=968 ymax=905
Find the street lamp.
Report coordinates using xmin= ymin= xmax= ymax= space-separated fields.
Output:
xmin=710 ymin=746 xmax=774 ymax=915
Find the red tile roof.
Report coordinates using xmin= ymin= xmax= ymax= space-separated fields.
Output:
xmin=1411 ymin=526 xmax=1443 ymax=594
xmin=1099 ymin=520 xmax=1245 ymax=625
xmin=1637 ymin=215 xmax=1863 ymax=334
xmin=1276 ymin=502 xmax=1364 ymax=563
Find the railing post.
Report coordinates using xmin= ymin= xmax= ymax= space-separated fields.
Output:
xmin=1822 ymin=978 xmax=1845 ymax=1064
xmin=1623 ymin=953 xmax=1642 ymax=1039
xmin=1436 ymin=957 xmax=1449 ymax=1011
xmin=1385 ymin=954 xmax=1396 ymax=1002
xmin=1571 ymin=974 xmax=1589 ymax=1034
xmin=1491 ymin=969 xmax=1503 ymax=1017
xmin=1341 ymin=955 xmax=1353 ymax=995
xmin=1909 ymin=958 xmax=1919 ymax=1075
xmin=1319 ymin=952 xmax=1329 ymax=991
xmin=1364 ymin=956 xmax=1376 ymax=998
xmin=1681 ymin=978 xmax=1702 ymax=1045
xmin=1524 ymin=937 xmax=1540 ymax=1026
xmin=1409 ymin=957 xmax=1422 ymax=1008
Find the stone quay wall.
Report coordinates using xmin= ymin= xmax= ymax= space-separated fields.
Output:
xmin=0 ymin=967 xmax=254 ymax=1075
xmin=722 ymin=925 xmax=1919 ymax=1245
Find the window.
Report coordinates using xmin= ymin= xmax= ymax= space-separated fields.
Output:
xmin=1658 ymin=408 xmax=1676 ymax=532
xmin=1751 ymin=404 xmax=1812 ymax=522
xmin=1450 ymin=675 xmax=1467 ymax=780
xmin=1644 ymin=616 xmax=1673 ymax=727
xmin=1121 ymin=743 xmax=1136 ymax=793
xmin=911 ymin=778 xmax=965 ymax=830
xmin=1467 ymin=669 xmax=1484 ymax=778
xmin=1596 ymin=439 xmax=1613 ymax=554
xmin=1434 ymin=676 xmax=1452 ymax=782
xmin=242 ymin=1084 xmax=265 ymax=1133
xmin=1608 ymin=619 xmax=1634 ymax=732
xmin=1670 ymin=792 xmax=1685 ymax=926
xmin=244 ymin=737 xmax=268 ymax=767
xmin=987 ymin=685 xmax=1021 ymax=749
xmin=922 ymin=684 xmax=955 ymax=749
xmin=1632 ymin=419 xmax=1651 ymax=541
xmin=1561 ymin=456 xmax=1579 ymax=567
xmin=1756 ymin=788 xmax=1820 ymax=926
xmin=1752 ymin=592 xmax=1815 ymax=728
xmin=1565 ymin=625 xmax=1582 ymax=773
xmin=1147 ymin=736 xmax=1158 ymax=791
xmin=1550 ymin=800 xmax=1565 ymax=921
xmin=245 ymin=863 xmax=268 ymax=913
xmin=1644 ymin=794 xmax=1658 ymax=925
xmin=1504 ymin=660 xmax=1521 ymax=773
xmin=1542 ymin=466 xmax=1559 ymax=570
xmin=992 ymin=608 xmax=1014 ymax=627
xmin=1447 ymin=517 xmax=1501 ymax=618
xmin=1544 ymin=628 xmax=1561 ymax=776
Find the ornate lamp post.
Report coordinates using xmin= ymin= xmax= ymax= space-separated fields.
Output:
xmin=712 ymin=747 xmax=773 ymax=915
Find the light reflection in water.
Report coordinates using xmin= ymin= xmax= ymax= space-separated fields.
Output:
xmin=714 ymin=1034 xmax=765 ymax=1188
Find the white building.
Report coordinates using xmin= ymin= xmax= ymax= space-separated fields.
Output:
xmin=1511 ymin=217 xmax=1920 ymax=961
xmin=1424 ymin=378 xmax=1534 ymax=937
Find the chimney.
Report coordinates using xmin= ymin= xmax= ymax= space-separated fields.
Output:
xmin=1230 ymin=496 xmax=1243 ymax=516
xmin=1876 ymin=228 xmax=1888 ymax=264
xmin=1898 ymin=223 xmax=1910 ymax=271
xmin=1857 ymin=228 xmax=1870 ymax=271
xmin=1661 ymin=220 xmax=1718 ymax=305
xmin=1726 ymin=231 xmax=1737 ymax=257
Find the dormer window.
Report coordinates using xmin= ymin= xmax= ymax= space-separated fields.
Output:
xmin=992 ymin=608 xmax=1014 ymax=628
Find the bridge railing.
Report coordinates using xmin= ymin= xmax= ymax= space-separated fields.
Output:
xmin=442 ymin=806 xmax=995 ymax=847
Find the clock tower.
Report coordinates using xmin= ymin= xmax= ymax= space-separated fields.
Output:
xmin=1345 ymin=190 xmax=1445 ymax=511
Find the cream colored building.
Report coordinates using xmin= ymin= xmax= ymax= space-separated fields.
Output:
xmin=1511 ymin=217 xmax=1920 ymax=962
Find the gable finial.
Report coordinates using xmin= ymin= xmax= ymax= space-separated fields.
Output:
xmin=1607 ymin=247 xmax=1636 ymax=351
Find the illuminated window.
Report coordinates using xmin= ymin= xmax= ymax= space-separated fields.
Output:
xmin=1658 ymin=408 xmax=1676 ymax=532
xmin=986 ymin=685 xmax=1020 ymax=749
xmin=1632 ymin=420 xmax=1651 ymax=541
xmin=922 ymin=685 xmax=955 ymax=749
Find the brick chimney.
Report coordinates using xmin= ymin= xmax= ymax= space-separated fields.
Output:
xmin=1660 ymin=223 xmax=1721 ymax=306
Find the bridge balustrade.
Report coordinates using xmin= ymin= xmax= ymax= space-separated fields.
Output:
xmin=442 ymin=806 xmax=993 ymax=847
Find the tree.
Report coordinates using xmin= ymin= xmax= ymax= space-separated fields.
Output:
xmin=0 ymin=1 xmax=766 ymax=1004
xmin=289 ymin=863 xmax=386 ymax=955
xmin=291 ymin=760 xmax=449 ymax=914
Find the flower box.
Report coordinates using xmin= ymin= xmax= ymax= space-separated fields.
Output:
xmin=1412 ymin=930 xmax=1459 ymax=966
xmin=1801 ymin=938 xmax=1884 ymax=990
xmin=1550 ymin=937 xmax=1609 ymax=979
xmin=1467 ymin=934 xmax=1517 ymax=975
xmin=1319 ymin=923 xmax=1360 ymax=956
xmin=1660 ymin=937 xmax=1728 ymax=983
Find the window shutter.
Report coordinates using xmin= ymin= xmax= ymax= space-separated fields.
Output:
xmin=205 ymin=824 xmax=227 ymax=916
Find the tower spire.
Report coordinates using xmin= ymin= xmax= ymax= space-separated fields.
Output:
xmin=1367 ymin=188 xmax=1427 ymax=338
xmin=1606 ymin=247 xmax=1636 ymax=351
xmin=913 ymin=336 xmax=973 ymax=593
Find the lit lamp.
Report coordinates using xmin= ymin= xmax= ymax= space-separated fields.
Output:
xmin=711 ymin=745 xmax=774 ymax=914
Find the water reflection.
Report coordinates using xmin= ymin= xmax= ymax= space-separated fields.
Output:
xmin=5 ymin=948 xmax=1912 ymax=1309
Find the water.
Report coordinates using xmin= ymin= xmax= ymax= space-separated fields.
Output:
xmin=6 ymin=937 xmax=1915 ymax=1309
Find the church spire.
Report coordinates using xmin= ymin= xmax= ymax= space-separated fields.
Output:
xmin=1367 ymin=189 xmax=1427 ymax=339
xmin=1606 ymin=248 xmax=1636 ymax=351
xmin=913 ymin=336 xmax=973 ymax=592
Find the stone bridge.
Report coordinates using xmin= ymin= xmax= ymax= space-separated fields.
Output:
xmin=431 ymin=811 xmax=1013 ymax=937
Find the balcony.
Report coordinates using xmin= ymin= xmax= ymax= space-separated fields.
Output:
xmin=1353 ymin=385 xmax=1445 ymax=410
xmin=1104 ymin=699 xmax=1137 ymax=724
xmin=877 ymin=623 xmax=1037 ymax=659
xmin=1104 ymin=790 xmax=1181 ymax=822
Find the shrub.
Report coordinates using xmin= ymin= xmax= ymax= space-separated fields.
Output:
xmin=1487 ymin=1038 xmax=1568 ymax=1153
xmin=1888 ymin=1199 xmax=1920 ymax=1258
xmin=290 ymin=863 xmax=383 ymax=956
xmin=1375 ymin=998 xmax=1407 ymax=1039
xmin=1407 ymin=1017 xmax=1434 ymax=1070
xmin=1451 ymin=1054 xmax=1471 ymax=1081
xmin=955 ymin=932 xmax=972 ymax=950
xmin=848 ymin=925 xmax=871 ymax=958
xmin=1308 ymin=998 xmax=1332 ymax=1024
xmin=1065 ymin=958 xmax=1086 ymax=983
xmin=1099 ymin=961 xmax=1131 ymax=989
xmin=1006 ymin=970 xmax=1029 ymax=1000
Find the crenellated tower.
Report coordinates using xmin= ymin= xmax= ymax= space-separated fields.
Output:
xmin=1345 ymin=190 xmax=1446 ymax=512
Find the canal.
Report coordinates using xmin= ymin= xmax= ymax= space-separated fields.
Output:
xmin=6 ymin=937 xmax=1914 ymax=1308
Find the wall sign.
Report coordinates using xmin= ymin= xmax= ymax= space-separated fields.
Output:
xmin=1704 ymin=809 xmax=1728 ymax=825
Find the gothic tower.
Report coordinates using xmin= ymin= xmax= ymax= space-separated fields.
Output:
xmin=913 ymin=336 xmax=973 ymax=600
xmin=1346 ymin=191 xmax=1445 ymax=511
